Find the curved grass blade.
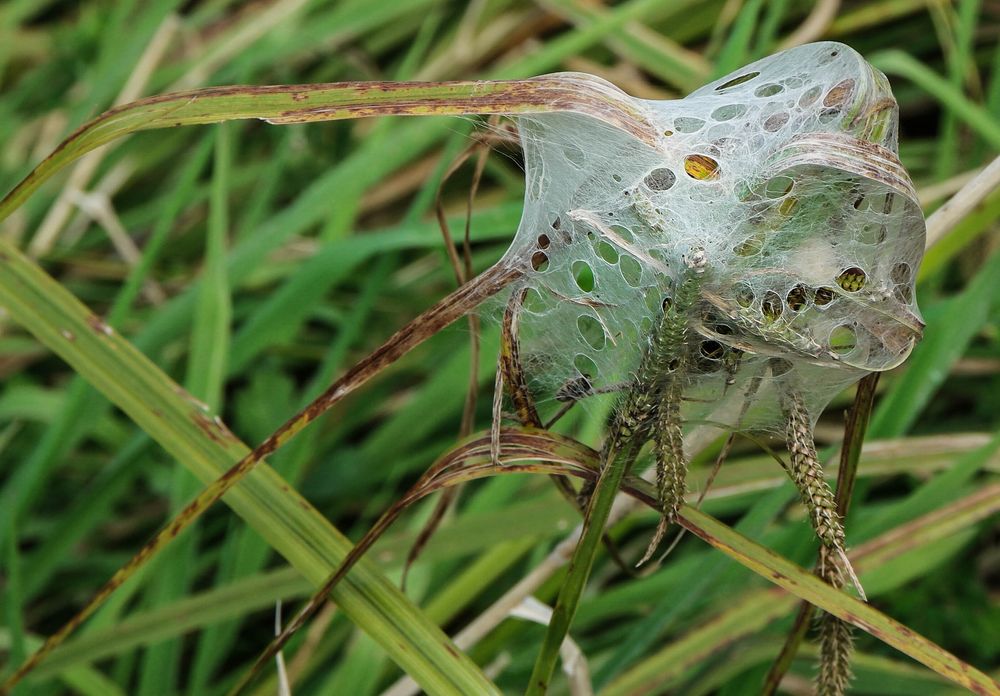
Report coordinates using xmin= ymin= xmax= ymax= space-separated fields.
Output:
xmin=871 ymin=50 xmax=1000 ymax=149
xmin=400 ymin=130 xmax=496 ymax=588
xmin=0 ymin=74 xmax=660 ymax=224
xmin=606 ymin=481 xmax=1000 ymax=696
xmin=0 ymin=68 xmax=662 ymax=693
xmin=681 ymin=506 xmax=999 ymax=695
xmin=0 ymin=240 xmax=511 ymax=695
xmin=227 ymin=427 xmax=600 ymax=693
xmin=238 ymin=427 xmax=999 ymax=696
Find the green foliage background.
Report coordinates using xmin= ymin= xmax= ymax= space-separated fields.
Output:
xmin=0 ymin=1 xmax=998 ymax=694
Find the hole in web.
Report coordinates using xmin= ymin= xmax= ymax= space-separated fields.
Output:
xmin=531 ymin=251 xmax=549 ymax=271
xmin=715 ymin=71 xmax=760 ymax=90
xmin=830 ymin=325 xmax=857 ymax=355
xmin=824 ymin=79 xmax=855 ymax=108
xmin=684 ymin=154 xmax=720 ymax=180
xmin=536 ymin=233 xmax=550 ymax=249
xmin=891 ymin=262 xmax=911 ymax=284
xmin=709 ymin=320 xmax=734 ymax=336
xmin=574 ymin=353 xmax=599 ymax=381
xmin=786 ymin=284 xmax=810 ymax=311
xmin=711 ymin=104 xmax=748 ymax=121
xmin=799 ymin=85 xmax=822 ymax=107
xmin=836 ymin=267 xmax=867 ymax=292
xmin=694 ymin=340 xmax=725 ymax=373
xmin=597 ymin=241 xmax=619 ymax=264
xmin=573 ymin=260 xmax=595 ymax=292
xmin=577 ymin=315 xmax=606 ymax=350
xmin=700 ymin=340 xmax=725 ymax=360
xmin=675 ymin=116 xmax=705 ymax=133
xmin=735 ymin=283 xmax=754 ymax=307
xmin=754 ymin=83 xmax=783 ymax=97
xmin=761 ymin=291 xmax=783 ymax=320
xmin=814 ymin=286 xmax=836 ymax=306
xmin=619 ymin=254 xmax=643 ymax=287
xmin=763 ymin=112 xmax=789 ymax=132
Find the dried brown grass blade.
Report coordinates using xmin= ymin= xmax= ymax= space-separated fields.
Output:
xmin=403 ymin=129 xmax=500 ymax=586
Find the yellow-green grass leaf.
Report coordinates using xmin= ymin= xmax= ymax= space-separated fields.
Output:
xmin=0 ymin=238 xmax=497 ymax=695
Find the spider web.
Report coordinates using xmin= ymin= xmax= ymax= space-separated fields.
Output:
xmin=492 ymin=42 xmax=925 ymax=433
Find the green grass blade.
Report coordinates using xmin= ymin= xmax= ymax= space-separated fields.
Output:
xmin=186 ymin=123 xmax=232 ymax=410
xmin=921 ymin=188 xmax=1000 ymax=278
xmin=605 ymin=482 xmax=1000 ymax=695
xmin=0 ymin=136 xmax=212 ymax=561
xmin=712 ymin=0 xmax=763 ymax=77
xmin=680 ymin=506 xmax=999 ymax=694
xmin=593 ymin=485 xmax=792 ymax=687
xmin=602 ymin=588 xmax=788 ymax=696
xmin=871 ymin=247 xmax=1000 ymax=437
xmin=1 ymin=516 xmax=26 ymax=692
xmin=932 ymin=0 xmax=981 ymax=178
xmin=283 ymin=426 xmax=998 ymax=695
xmin=524 ymin=445 xmax=631 ymax=695
xmin=538 ymin=0 xmax=709 ymax=91
xmin=138 ymin=123 xmax=234 ymax=696
xmin=31 ymin=569 xmax=308 ymax=679
xmin=0 ymin=634 xmax=127 ymax=696
xmin=0 ymin=240 xmax=498 ymax=694
xmin=22 ymin=435 xmax=149 ymax=595
xmin=871 ymin=50 xmax=1000 ymax=149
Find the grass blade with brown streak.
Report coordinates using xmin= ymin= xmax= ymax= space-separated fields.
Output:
xmin=236 ymin=425 xmax=999 ymax=696
xmin=0 ymin=74 xmax=660 ymax=224
xmin=0 ymin=239 xmax=514 ymax=695
xmin=0 ymin=68 xmax=664 ymax=692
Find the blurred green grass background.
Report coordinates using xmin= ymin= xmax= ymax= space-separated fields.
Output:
xmin=0 ymin=1 xmax=998 ymax=694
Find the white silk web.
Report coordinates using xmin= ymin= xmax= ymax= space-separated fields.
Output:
xmin=494 ymin=42 xmax=925 ymax=433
